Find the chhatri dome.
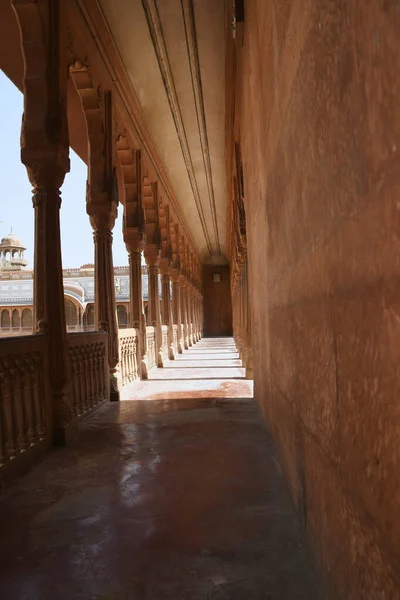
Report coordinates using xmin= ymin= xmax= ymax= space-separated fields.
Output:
xmin=0 ymin=229 xmax=28 ymax=271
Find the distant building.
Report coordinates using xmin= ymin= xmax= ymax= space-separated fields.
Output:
xmin=0 ymin=232 xmax=153 ymax=335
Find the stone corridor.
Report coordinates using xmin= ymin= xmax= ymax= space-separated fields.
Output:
xmin=0 ymin=339 xmax=320 ymax=599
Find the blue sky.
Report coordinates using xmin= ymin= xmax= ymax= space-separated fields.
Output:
xmin=0 ymin=70 xmax=128 ymax=268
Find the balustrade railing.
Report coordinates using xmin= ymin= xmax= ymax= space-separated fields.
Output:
xmin=162 ymin=325 xmax=169 ymax=358
xmin=146 ymin=326 xmax=156 ymax=370
xmin=118 ymin=328 xmax=139 ymax=386
xmin=0 ymin=335 xmax=51 ymax=479
xmin=67 ymin=332 xmax=109 ymax=419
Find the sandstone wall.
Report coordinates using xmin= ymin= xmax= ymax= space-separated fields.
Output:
xmin=240 ymin=1 xmax=400 ymax=596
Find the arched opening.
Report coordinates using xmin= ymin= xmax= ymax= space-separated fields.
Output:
xmin=21 ymin=307 xmax=33 ymax=329
xmin=1 ymin=309 xmax=10 ymax=329
xmin=64 ymin=297 xmax=78 ymax=330
xmin=117 ymin=304 xmax=128 ymax=328
xmin=86 ymin=304 xmax=95 ymax=330
xmin=12 ymin=308 xmax=20 ymax=329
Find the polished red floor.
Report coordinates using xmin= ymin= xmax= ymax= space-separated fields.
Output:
xmin=0 ymin=338 xmax=320 ymax=599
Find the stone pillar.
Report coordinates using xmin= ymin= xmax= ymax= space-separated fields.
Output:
xmin=185 ymin=283 xmax=192 ymax=346
xmin=170 ymin=268 xmax=183 ymax=353
xmin=179 ymin=274 xmax=189 ymax=350
xmin=13 ymin=0 xmax=73 ymax=443
xmin=88 ymin=203 xmax=120 ymax=402
xmin=191 ymin=285 xmax=198 ymax=343
xmin=127 ymin=239 xmax=148 ymax=379
xmin=195 ymin=290 xmax=200 ymax=341
xmin=28 ymin=162 xmax=73 ymax=443
xmin=145 ymin=249 xmax=164 ymax=367
xmin=160 ymin=259 xmax=174 ymax=360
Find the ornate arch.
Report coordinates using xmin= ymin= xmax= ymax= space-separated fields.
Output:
xmin=21 ymin=307 xmax=33 ymax=328
xmin=117 ymin=304 xmax=128 ymax=328
xmin=12 ymin=0 xmax=69 ymax=168
xmin=159 ymin=200 xmax=172 ymax=263
xmin=116 ymin=134 xmax=145 ymax=244
xmin=170 ymin=220 xmax=180 ymax=271
xmin=143 ymin=177 xmax=160 ymax=249
xmin=69 ymin=62 xmax=111 ymax=201
xmin=12 ymin=309 xmax=20 ymax=329
xmin=178 ymin=235 xmax=187 ymax=278
xmin=1 ymin=309 xmax=11 ymax=328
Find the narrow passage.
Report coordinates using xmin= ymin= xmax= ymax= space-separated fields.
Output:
xmin=0 ymin=338 xmax=320 ymax=599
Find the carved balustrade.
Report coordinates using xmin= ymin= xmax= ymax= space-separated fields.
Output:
xmin=118 ymin=329 xmax=139 ymax=386
xmin=161 ymin=325 xmax=169 ymax=359
xmin=146 ymin=326 xmax=156 ymax=371
xmin=0 ymin=335 xmax=51 ymax=480
xmin=67 ymin=332 xmax=109 ymax=419
xmin=173 ymin=324 xmax=178 ymax=353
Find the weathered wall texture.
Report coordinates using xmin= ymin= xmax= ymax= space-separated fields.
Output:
xmin=240 ymin=1 xmax=400 ymax=597
xmin=203 ymin=266 xmax=233 ymax=337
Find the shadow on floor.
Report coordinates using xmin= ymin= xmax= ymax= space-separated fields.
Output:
xmin=0 ymin=338 xmax=320 ymax=599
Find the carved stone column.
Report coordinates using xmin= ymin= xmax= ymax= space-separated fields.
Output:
xmin=190 ymin=284 xmax=197 ymax=343
xmin=29 ymin=161 xmax=73 ymax=443
xmin=185 ymin=283 xmax=192 ymax=346
xmin=179 ymin=274 xmax=189 ymax=350
xmin=160 ymin=259 xmax=174 ymax=360
xmin=194 ymin=289 xmax=200 ymax=342
xmin=13 ymin=0 xmax=73 ymax=444
xmin=88 ymin=202 xmax=120 ymax=401
xmin=145 ymin=249 xmax=163 ymax=367
xmin=170 ymin=267 xmax=183 ymax=353
xmin=126 ymin=235 xmax=148 ymax=378
xmin=129 ymin=251 xmax=148 ymax=379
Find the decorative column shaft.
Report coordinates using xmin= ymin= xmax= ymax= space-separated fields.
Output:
xmin=31 ymin=166 xmax=72 ymax=443
xmin=89 ymin=203 xmax=120 ymax=401
xmin=128 ymin=247 xmax=148 ymax=378
xmin=160 ymin=261 xmax=174 ymax=360
xmin=179 ymin=275 xmax=189 ymax=350
xmin=13 ymin=0 xmax=73 ymax=444
xmin=171 ymin=268 xmax=183 ymax=353
xmin=145 ymin=250 xmax=164 ymax=367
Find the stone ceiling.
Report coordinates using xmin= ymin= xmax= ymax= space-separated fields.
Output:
xmin=99 ymin=0 xmax=226 ymax=261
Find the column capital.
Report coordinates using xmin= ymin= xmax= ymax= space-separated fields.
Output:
xmin=23 ymin=148 xmax=70 ymax=193
xmin=178 ymin=273 xmax=188 ymax=287
xmin=125 ymin=227 xmax=146 ymax=254
xmin=170 ymin=267 xmax=180 ymax=283
xmin=159 ymin=258 xmax=171 ymax=276
xmin=144 ymin=245 xmax=161 ymax=267
xmin=87 ymin=199 xmax=118 ymax=232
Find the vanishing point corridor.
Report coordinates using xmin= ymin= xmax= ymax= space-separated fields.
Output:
xmin=0 ymin=339 xmax=319 ymax=599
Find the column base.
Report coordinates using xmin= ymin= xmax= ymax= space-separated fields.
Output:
xmin=110 ymin=373 xmax=120 ymax=402
xmin=141 ymin=358 xmax=149 ymax=380
xmin=110 ymin=389 xmax=120 ymax=402
xmin=169 ymin=346 xmax=175 ymax=360
xmin=53 ymin=421 xmax=78 ymax=446
xmin=157 ymin=351 xmax=164 ymax=368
